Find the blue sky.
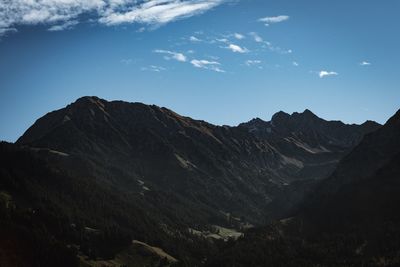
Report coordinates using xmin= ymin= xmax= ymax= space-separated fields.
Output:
xmin=0 ymin=0 xmax=399 ymax=142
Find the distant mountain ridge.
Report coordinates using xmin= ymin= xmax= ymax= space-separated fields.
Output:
xmin=16 ymin=96 xmax=380 ymax=224
xmin=240 ymin=109 xmax=379 ymax=148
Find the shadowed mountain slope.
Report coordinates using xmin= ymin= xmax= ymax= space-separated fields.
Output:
xmin=301 ymin=109 xmax=400 ymax=229
xmin=206 ymin=109 xmax=400 ymax=267
xmin=16 ymin=96 xmax=380 ymax=226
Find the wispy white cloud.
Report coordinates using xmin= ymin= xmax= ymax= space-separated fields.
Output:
xmin=215 ymin=38 xmax=229 ymax=43
xmin=153 ymin=48 xmax=224 ymax=72
xmin=190 ymin=59 xmax=225 ymax=72
xmin=0 ymin=27 xmax=17 ymax=37
xmin=249 ymin=32 xmax=263 ymax=43
xmin=226 ymin=44 xmax=248 ymax=53
xmin=246 ymin=59 xmax=261 ymax=66
xmin=259 ymin=15 xmax=289 ymax=26
xmin=245 ymin=60 xmax=261 ymax=66
xmin=189 ymin=35 xmax=202 ymax=42
xmin=0 ymin=0 xmax=226 ymax=37
xmin=99 ymin=0 xmax=225 ymax=26
xmin=48 ymin=20 xmax=79 ymax=32
xmin=141 ymin=65 xmax=166 ymax=72
xmin=154 ymin=49 xmax=187 ymax=62
xmin=318 ymin=70 xmax=338 ymax=78
xmin=249 ymin=32 xmax=292 ymax=54
xmin=292 ymin=61 xmax=299 ymax=66
xmin=206 ymin=55 xmax=219 ymax=60
xmin=233 ymin=33 xmax=245 ymax=40
xmin=360 ymin=61 xmax=371 ymax=66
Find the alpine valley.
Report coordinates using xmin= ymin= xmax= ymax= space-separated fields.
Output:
xmin=2 ymin=96 xmax=400 ymax=267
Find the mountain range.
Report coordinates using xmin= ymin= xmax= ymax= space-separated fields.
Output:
xmin=1 ymin=96 xmax=398 ymax=267
xmin=16 ymin=96 xmax=379 ymax=223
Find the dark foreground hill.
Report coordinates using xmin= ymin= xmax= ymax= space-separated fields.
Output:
xmin=0 ymin=96 xmax=382 ymax=266
xmin=206 ymin=109 xmax=400 ymax=267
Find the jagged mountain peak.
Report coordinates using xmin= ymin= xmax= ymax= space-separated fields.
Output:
xmin=241 ymin=109 xmax=322 ymax=129
xmin=271 ymin=110 xmax=291 ymax=122
xmin=303 ymin=108 xmax=314 ymax=114
xmin=360 ymin=120 xmax=382 ymax=132
xmin=248 ymin=117 xmax=266 ymax=123
xmin=297 ymin=109 xmax=320 ymax=119
xmin=74 ymin=95 xmax=103 ymax=103
xmin=361 ymin=119 xmax=380 ymax=126
xmin=239 ymin=108 xmax=381 ymax=151
xmin=273 ymin=109 xmax=321 ymax=123
xmin=241 ymin=117 xmax=268 ymax=127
